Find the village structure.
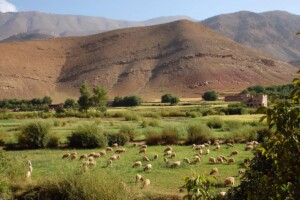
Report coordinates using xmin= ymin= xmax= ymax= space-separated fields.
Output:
xmin=224 ymin=94 xmax=268 ymax=107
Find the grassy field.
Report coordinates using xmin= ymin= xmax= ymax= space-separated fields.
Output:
xmin=7 ymin=143 xmax=253 ymax=197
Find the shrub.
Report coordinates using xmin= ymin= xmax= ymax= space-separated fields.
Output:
xmin=231 ymin=125 xmax=258 ymax=141
xmin=223 ymin=120 xmax=243 ymax=131
xmin=170 ymin=96 xmax=180 ymax=105
xmin=186 ymin=124 xmax=212 ymax=144
xmin=123 ymin=112 xmax=141 ymax=122
xmin=202 ymin=90 xmax=218 ymax=101
xmin=112 ymin=96 xmax=141 ymax=107
xmin=119 ymin=124 xmax=136 ymax=141
xmin=160 ymin=127 xmax=180 ymax=145
xmin=18 ymin=121 xmax=51 ymax=149
xmin=68 ymin=124 xmax=107 ymax=148
xmin=161 ymin=94 xmax=173 ymax=103
xmin=106 ymin=132 xmax=129 ymax=146
xmin=47 ymin=134 xmax=60 ymax=148
xmin=221 ymin=107 xmax=247 ymax=115
xmin=145 ymin=132 xmax=161 ymax=145
xmin=206 ymin=117 xmax=224 ymax=129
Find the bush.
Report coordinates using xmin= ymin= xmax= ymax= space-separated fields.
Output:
xmin=170 ymin=96 xmax=180 ymax=105
xmin=68 ymin=124 xmax=107 ymax=148
xmin=18 ymin=121 xmax=51 ymax=149
xmin=123 ymin=112 xmax=141 ymax=122
xmin=119 ymin=124 xmax=136 ymax=141
xmin=223 ymin=120 xmax=243 ymax=131
xmin=161 ymin=94 xmax=173 ymax=103
xmin=186 ymin=124 xmax=212 ymax=144
xmin=221 ymin=107 xmax=247 ymax=115
xmin=112 ymin=96 xmax=141 ymax=107
xmin=145 ymin=132 xmax=162 ymax=145
xmin=202 ymin=90 xmax=218 ymax=101
xmin=160 ymin=127 xmax=180 ymax=145
xmin=47 ymin=134 xmax=60 ymax=148
xmin=206 ymin=117 xmax=224 ymax=129
xmin=106 ymin=132 xmax=129 ymax=146
xmin=232 ymin=125 xmax=258 ymax=141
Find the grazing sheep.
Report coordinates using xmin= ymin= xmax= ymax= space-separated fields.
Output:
xmin=244 ymin=158 xmax=250 ymax=165
xmin=216 ymin=144 xmax=221 ymax=150
xmin=227 ymin=158 xmax=235 ymax=164
xmin=82 ymin=161 xmax=89 ymax=167
xmin=143 ymin=156 xmax=150 ymax=162
xmin=210 ymin=167 xmax=218 ymax=175
xmin=62 ymin=153 xmax=70 ymax=159
xmin=88 ymin=152 xmax=96 ymax=157
xmin=209 ymin=157 xmax=216 ymax=164
xmin=106 ymin=147 xmax=113 ymax=152
xmin=164 ymin=150 xmax=172 ymax=156
xmin=153 ymin=154 xmax=158 ymax=160
xmin=220 ymin=156 xmax=227 ymax=162
xmin=204 ymin=143 xmax=210 ymax=147
xmin=132 ymin=161 xmax=142 ymax=168
xmin=25 ymin=171 xmax=31 ymax=180
xmin=132 ymin=143 xmax=138 ymax=147
xmin=230 ymin=150 xmax=238 ymax=156
xmin=199 ymin=149 xmax=203 ymax=155
xmin=245 ymin=145 xmax=253 ymax=151
xmin=110 ymin=155 xmax=119 ymax=160
xmin=107 ymin=160 xmax=112 ymax=167
xmin=216 ymin=157 xmax=224 ymax=164
xmin=227 ymin=143 xmax=233 ymax=148
xmin=170 ymin=161 xmax=181 ymax=168
xmin=170 ymin=153 xmax=176 ymax=158
xmin=88 ymin=160 xmax=97 ymax=166
xmin=80 ymin=154 xmax=88 ymax=160
xmin=112 ymin=143 xmax=118 ymax=147
xmin=206 ymin=149 xmax=210 ymax=155
xmin=93 ymin=153 xmax=101 ymax=158
xmin=247 ymin=141 xmax=254 ymax=146
xmin=142 ymin=179 xmax=150 ymax=189
xmin=135 ymin=174 xmax=143 ymax=183
xmin=28 ymin=160 xmax=32 ymax=167
xmin=224 ymin=177 xmax=235 ymax=186
xmin=115 ymin=149 xmax=126 ymax=154
xmin=140 ymin=144 xmax=147 ymax=149
xmin=71 ymin=154 xmax=77 ymax=160
xmin=220 ymin=192 xmax=226 ymax=198
xmin=144 ymin=164 xmax=152 ymax=171
xmin=163 ymin=146 xmax=172 ymax=152
xmin=208 ymin=140 xmax=211 ymax=145
xmin=139 ymin=148 xmax=147 ymax=154
xmin=214 ymin=141 xmax=219 ymax=146
xmin=238 ymin=168 xmax=246 ymax=176
xmin=88 ymin=157 xmax=94 ymax=162
xmin=183 ymin=158 xmax=191 ymax=164
xmin=70 ymin=152 xmax=77 ymax=156
xmin=99 ymin=150 xmax=106 ymax=156
xmin=193 ymin=156 xmax=201 ymax=164
xmin=163 ymin=157 xmax=168 ymax=163
xmin=252 ymin=141 xmax=259 ymax=145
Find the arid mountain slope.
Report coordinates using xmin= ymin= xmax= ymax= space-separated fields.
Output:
xmin=0 ymin=20 xmax=296 ymax=101
xmin=202 ymin=11 xmax=300 ymax=65
xmin=0 ymin=11 xmax=192 ymax=41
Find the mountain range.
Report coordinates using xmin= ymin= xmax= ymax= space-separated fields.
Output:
xmin=0 ymin=20 xmax=296 ymax=101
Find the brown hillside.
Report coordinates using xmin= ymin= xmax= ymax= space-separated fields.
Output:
xmin=0 ymin=20 xmax=297 ymax=102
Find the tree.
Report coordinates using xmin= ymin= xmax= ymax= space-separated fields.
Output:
xmin=112 ymin=96 xmax=141 ymax=107
xmin=78 ymin=82 xmax=92 ymax=112
xmin=226 ymin=71 xmax=300 ymax=199
xmin=91 ymin=86 xmax=108 ymax=112
xmin=64 ymin=98 xmax=76 ymax=109
xmin=170 ymin=96 xmax=180 ymax=105
xmin=42 ymin=96 xmax=52 ymax=105
xmin=202 ymin=91 xmax=218 ymax=101
xmin=161 ymin=94 xmax=173 ymax=103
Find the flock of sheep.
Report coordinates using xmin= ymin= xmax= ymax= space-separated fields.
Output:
xmin=57 ymin=140 xmax=259 ymax=196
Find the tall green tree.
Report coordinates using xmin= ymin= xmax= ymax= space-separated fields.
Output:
xmin=78 ymin=82 xmax=92 ymax=112
xmin=91 ymin=86 xmax=108 ymax=112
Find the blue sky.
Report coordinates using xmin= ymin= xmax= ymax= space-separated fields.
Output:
xmin=3 ymin=0 xmax=300 ymax=20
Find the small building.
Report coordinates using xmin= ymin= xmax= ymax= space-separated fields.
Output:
xmin=225 ymin=94 xmax=268 ymax=107
xmin=49 ymin=104 xmax=64 ymax=110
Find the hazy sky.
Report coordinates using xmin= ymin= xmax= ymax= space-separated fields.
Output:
xmin=2 ymin=0 xmax=300 ymax=20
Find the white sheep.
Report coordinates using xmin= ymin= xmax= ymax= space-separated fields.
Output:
xmin=139 ymin=148 xmax=147 ymax=154
xmin=170 ymin=153 xmax=176 ymax=158
xmin=163 ymin=146 xmax=172 ymax=152
xmin=199 ymin=149 xmax=203 ymax=155
xmin=71 ymin=154 xmax=77 ymax=160
xmin=153 ymin=154 xmax=158 ymax=160
xmin=112 ymin=143 xmax=118 ymax=147
xmin=220 ymin=156 xmax=227 ymax=162
xmin=220 ymin=192 xmax=227 ymax=198
xmin=210 ymin=167 xmax=218 ymax=175
xmin=216 ymin=157 xmax=224 ymax=164
xmin=107 ymin=160 xmax=112 ymax=167
xmin=115 ymin=149 xmax=126 ymax=154
xmin=164 ymin=150 xmax=172 ymax=156
xmin=93 ymin=153 xmax=101 ymax=158
xmin=99 ymin=150 xmax=106 ymax=156
xmin=216 ymin=144 xmax=221 ymax=150
xmin=170 ymin=161 xmax=181 ymax=168
xmin=88 ymin=160 xmax=97 ymax=166
xmin=143 ymin=156 xmax=150 ymax=162
xmin=25 ymin=171 xmax=31 ymax=180
xmin=135 ymin=174 xmax=143 ymax=183
xmin=132 ymin=161 xmax=142 ymax=168
xmin=193 ymin=156 xmax=201 ymax=164
xmin=227 ymin=143 xmax=233 ymax=148
xmin=89 ymin=152 xmax=96 ymax=157
xmin=109 ymin=155 xmax=119 ymax=160
xmin=163 ymin=157 xmax=168 ymax=163
xmin=230 ymin=150 xmax=238 ymax=156
xmin=206 ymin=149 xmax=210 ymax=155
xmin=144 ymin=164 xmax=152 ymax=171
xmin=209 ymin=157 xmax=216 ymax=164
xmin=28 ymin=165 xmax=33 ymax=173
xmin=28 ymin=160 xmax=32 ymax=167
xmin=224 ymin=177 xmax=235 ymax=186
xmin=227 ymin=158 xmax=235 ymax=165
xmin=80 ymin=154 xmax=88 ymax=160
xmin=183 ymin=158 xmax=191 ymax=164
xmin=62 ymin=153 xmax=70 ymax=159
xmin=204 ymin=143 xmax=210 ymax=147
xmin=245 ymin=145 xmax=253 ymax=151
xmin=140 ymin=144 xmax=147 ymax=149
xmin=142 ymin=179 xmax=150 ymax=189
xmin=106 ymin=147 xmax=113 ymax=152
xmin=238 ymin=168 xmax=246 ymax=176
